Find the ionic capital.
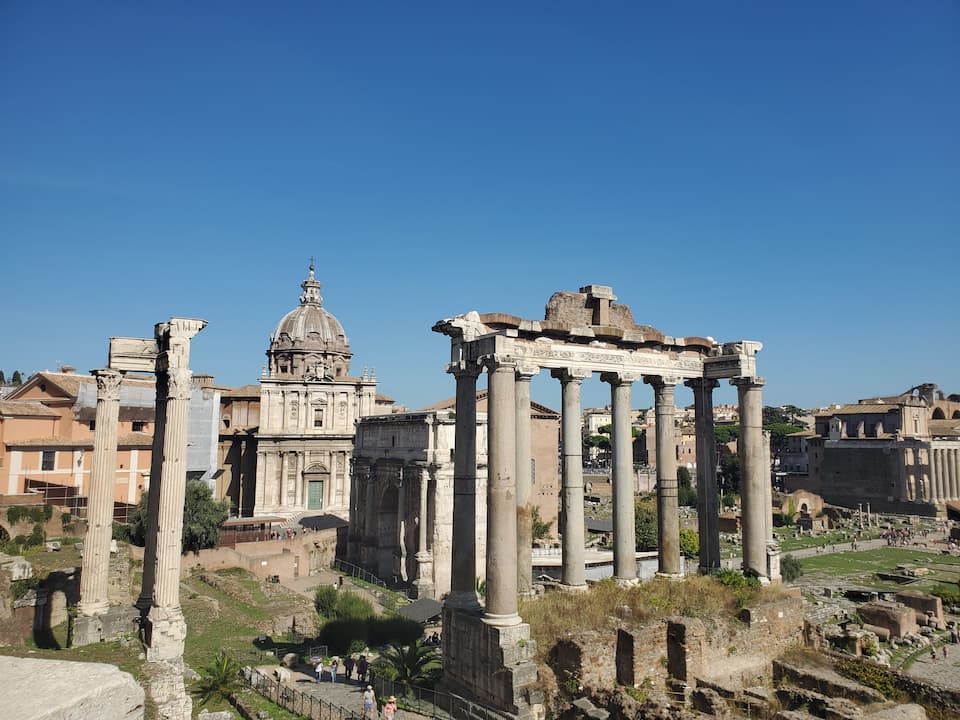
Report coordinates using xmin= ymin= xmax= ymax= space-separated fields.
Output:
xmin=93 ymin=368 xmax=123 ymax=400
xmin=600 ymin=371 xmax=643 ymax=386
xmin=515 ymin=364 xmax=540 ymax=381
xmin=446 ymin=360 xmax=481 ymax=379
xmin=550 ymin=367 xmax=592 ymax=384
xmin=480 ymin=354 xmax=518 ymax=373
xmin=685 ymin=377 xmax=720 ymax=392
xmin=730 ymin=376 xmax=765 ymax=390
xmin=643 ymin=374 xmax=681 ymax=390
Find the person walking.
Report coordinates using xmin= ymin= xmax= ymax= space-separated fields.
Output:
xmin=362 ymin=685 xmax=377 ymax=720
xmin=315 ymin=661 xmax=323 ymax=683
xmin=330 ymin=658 xmax=338 ymax=683
xmin=383 ymin=695 xmax=397 ymax=720
xmin=344 ymin=655 xmax=356 ymax=683
xmin=357 ymin=655 xmax=369 ymax=683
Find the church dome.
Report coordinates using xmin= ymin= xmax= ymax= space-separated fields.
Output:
xmin=267 ymin=264 xmax=352 ymax=380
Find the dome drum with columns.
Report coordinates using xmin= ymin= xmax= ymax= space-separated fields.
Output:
xmin=267 ymin=264 xmax=352 ymax=380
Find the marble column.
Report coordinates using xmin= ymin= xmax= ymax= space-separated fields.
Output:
xmin=78 ymin=369 xmax=123 ymax=618
xmin=602 ymin=371 xmax=640 ymax=584
xmin=515 ymin=365 xmax=538 ymax=596
xmin=397 ymin=477 xmax=407 ymax=582
xmin=145 ymin=318 xmax=205 ymax=662
xmin=733 ymin=376 xmax=767 ymax=579
xmin=484 ymin=356 xmax=519 ymax=625
xmin=687 ymin=377 xmax=720 ymax=574
xmin=552 ymin=368 xmax=591 ymax=590
xmin=647 ymin=376 xmax=681 ymax=576
xmin=447 ymin=362 xmax=481 ymax=611
xmin=413 ymin=468 xmax=434 ymax=599
xmin=951 ymin=449 xmax=959 ymax=499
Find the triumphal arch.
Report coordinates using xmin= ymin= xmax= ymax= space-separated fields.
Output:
xmin=433 ymin=285 xmax=776 ymax=720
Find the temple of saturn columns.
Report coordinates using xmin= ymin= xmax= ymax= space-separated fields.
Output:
xmin=74 ymin=317 xmax=206 ymax=720
xmin=432 ymin=286 xmax=778 ymax=720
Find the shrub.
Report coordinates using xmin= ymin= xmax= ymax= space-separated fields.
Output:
xmin=930 ymin=584 xmax=960 ymax=606
xmin=26 ymin=525 xmax=44 ymax=547
xmin=10 ymin=576 xmax=40 ymax=600
xmin=27 ymin=507 xmax=45 ymax=523
xmin=781 ymin=554 xmax=803 ymax=582
xmin=834 ymin=658 xmax=903 ymax=700
xmin=679 ymin=529 xmax=699 ymax=558
xmin=333 ymin=591 xmax=374 ymax=621
xmin=315 ymin=585 xmax=339 ymax=618
xmin=318 ymin=619 xmax=368 ymax=654
xmin=60 ymin=513 xmax=72 ymax=529
xmin=366 ymin=617 xmax=422 ymax=648
xmin=7 ymin=507 xmax=24 ymax=525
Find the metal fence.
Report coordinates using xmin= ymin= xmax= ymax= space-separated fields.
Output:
xmin=332 ymin=558 xmax=389 ymax=590
xmin=372 ymin=676 xmax=455 ymax=720
xmin=244 ymin=667 xmax=364 ymax=720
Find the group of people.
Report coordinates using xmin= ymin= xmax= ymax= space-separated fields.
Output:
xmin=314 ymin=654 xmax=371 ymax=684
xmin=361 ymin=686 xmax=397 ymax=720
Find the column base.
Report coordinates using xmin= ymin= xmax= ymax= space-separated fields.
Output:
xmin=144 ymin=606 xmax=187 ymax=662
xmin=614 ymin=576 xmax=640 ymax=588
xmin=557 ymin=583 xmax=589 ymax=593
xmin=77 ymin=599 xmax=109 ymax=618
xmin=412 ymin=578 xmax=435 ymax=600
xmin=483 ymin=611 xmax=521 ymax=627
xmin=655 ymin=572 xmax=684 ymax=581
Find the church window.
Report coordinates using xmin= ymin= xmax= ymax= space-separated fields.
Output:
xmin=314 ymin=408 xmax=324 ymax=428
xmin=88 ymin=420 xmax=95 ymax=431
xmin=42 ymin=451 xmax=55 ymax=471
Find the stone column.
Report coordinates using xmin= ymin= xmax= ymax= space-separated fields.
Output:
xmin=78 ymin=369 xmax=123 ymax=619
xmin=602 ymin=371 xmax=640 ymax=584
xmin=362 ymin=470 xmax=377 ymax=569
xmin=137 ymin=370 xmax=168 ymax=614
xmin=397 ymin=476 xmax=407 ymax=582
xmin=686 ymin=378 xmax=720 ymax=574
xmin=145 ymin=318 xmax=205 ymax=662
xmin=951 ymin=450 xmax=959 ymax=499
xmin=484 ymin=355 xmax=520 ymax=625
xmin=733 ymin=377 xmax=767 ymax=579
xmin=552 ymin=368 xmax=591 ymax=590
xmin=413 ymin=467 xmax=435 ymax=599
xmin=647 ymin=376 xmax=681 ymax=576
xmin=447 ymin=362 xmax=481 ymax=611
xmin=515 ymin=365 xmax=538 ymax=596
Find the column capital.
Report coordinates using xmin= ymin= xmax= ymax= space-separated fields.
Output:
xmin=446 ymin=360 xmax=481 ymax=379
xmin=684 ymin=377 xmax=720 ymax=391
xmin=167 ymin=367 xmax=192 ymax=400
xmin=480 ymin=354 xmax=518 ymax=373
xmin=600 ymin=370 xmax=643 ymax=386
xmin=515 ymin=364 xmax=540 ymax=381
xmin=644 ymin=374 xmax=681 ymax=389
xmin=156 ymin=317 xmax=207 ymax=341
xmin=731 ymin=376 xmax=766 ymax=389
xmin=551 ymin=367 xmax=592 ymax=383
xmin=92 ymin=368 xmax=123 ymax=400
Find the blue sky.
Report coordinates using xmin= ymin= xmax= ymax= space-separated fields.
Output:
xmin=1 ymin=2 xmax=957 ymax=413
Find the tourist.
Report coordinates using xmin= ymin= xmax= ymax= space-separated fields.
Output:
xmin=362 ymin=685 xmax=377 ymax=720
xmin=357 ymin=655 xmax=369 ymax=683
xmin=384 ymin=695 xmax=397 ymax=720
xmin=944 ymin=645 xmax=949 ymax=660
xmin=931 ymin=647 xmax=937 ymax=663
xmin=330 ymin=657 xmax=338 ymax=683
xmin=315 ymin=661 xmax=323 ymax=683
xmin=344 ymin=655 xmax=356 ymax=682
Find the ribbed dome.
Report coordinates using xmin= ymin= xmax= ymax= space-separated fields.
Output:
xmin=267 ymin=264 xmax=352 ymax=380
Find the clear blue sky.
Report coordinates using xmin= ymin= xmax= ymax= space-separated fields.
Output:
xmin=2 ymin=2 xmax=957 ymax=413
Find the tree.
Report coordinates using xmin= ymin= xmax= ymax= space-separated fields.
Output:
xmin=118 ymin=478 xmax=228 ymax=553
xmin=373 ymin=639 xmax=441 ymax=686
xmin=714 ymin=424 xmax=739 ymax=444
xmin=194 ymin=652 xmax=242 ymax=706
xmin=781 ymin=554 xmax=803 ymax=582
xmin=531 ymin=506 xmax=553 ymax=540
xmin=719 ymin=455 xmax=740 ymax=494
xmin=679 ymin=529 xmax=699 ymax=558
xmin=11 ymin=370 xmax=23 ymax=385
xmin=635 ymin=498 xmax=658 ymax=550
xmin=315 ymin=585 xmax=339 ymax=617
xmin=677 ymin=466 xmax=696 ymax=507
xmin=182 ymin=479 xmax=230 ymax=553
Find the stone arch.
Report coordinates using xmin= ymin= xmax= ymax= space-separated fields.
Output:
xmin=932 ymin=408 xmax=946 ymax=420
xmin=954 ymin=410 xmax=960 ymax=419
xmin=304 ymin=463 xmax=329 ymax=510
xmin=377 ymin=485 xmax=400 ymax=580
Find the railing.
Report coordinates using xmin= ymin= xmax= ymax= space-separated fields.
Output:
xmin=332 ymin=558 xmax=389 ymax=590
xmin=243 ymin=666 xmax=363 ymax=720
xmin=371 ymin=676 xmax=512 ymax=720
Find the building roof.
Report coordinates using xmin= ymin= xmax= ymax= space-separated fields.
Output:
xmin=221 ymin=384 xmax=261 ymax=398
xmin=7 ymin=432 xmax=154 ymax=448
xmin=930 ymin=420 xmax=960 ymax=438
xmin=0 ymin=400 xmax=58 ymax=418
xmin=397 ymin=598 xmax=442 ymax=624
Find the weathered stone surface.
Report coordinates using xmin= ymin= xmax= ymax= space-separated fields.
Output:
xmin=858 ymin=601 xmax=918 ymax=641
xmin=773 ymin=660 xmax=885 ymax=706
xmin=864 ymin=705 xmax=928 ymax=720
xmin=0 ymin=656 xmax=144 ymax=720
xmin=197 ymin=710 xmax=236 ymax=720
xmin=691 ymin=687 xmax=731 ymax=717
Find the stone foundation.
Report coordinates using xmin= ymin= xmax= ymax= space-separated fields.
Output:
xmin=73 ymin=605 xmax=139 ymax=647
xmin=144 ymin=606 xmax=187 ymax=662
xmin=443 ymin=606 xmax=542 ymax=720
xmin=144 ymin=656 xmax=192 ymax=720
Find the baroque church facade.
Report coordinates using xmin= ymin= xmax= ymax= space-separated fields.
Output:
xmin=219 ymin=264 xmax=380 ymax=519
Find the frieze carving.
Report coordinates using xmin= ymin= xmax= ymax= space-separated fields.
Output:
xmin=94 ymin=369 xmax=123 ymax=400
xmin=511 ymin=340 xmax=703 ymax=375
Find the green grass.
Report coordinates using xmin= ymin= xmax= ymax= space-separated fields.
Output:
xmin=774 ymin=528 xmax=883 ymax=553
xmin=799 ymin=547 xmax=960 ymax=593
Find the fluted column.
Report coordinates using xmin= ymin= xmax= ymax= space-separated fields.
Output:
xmin=552 ymin=368 xmax=591 ymax=589
xmin=515 ymin=365 xmax=538 ymax=596
xmin=484 ymin=355 xmax=519 ymax=625
xmin=602 ymin=371 xmax=640 ymax=584
xmin=413 ymin=467 xmax=435 ymax=598
xmin=78 ymin=369 xmax=123 ymax=618
xmin=647 ymin=376 xmax=681 ymax=576
xmin=687 ymin=377 xmax=720 ymax=574
xmin=951 ymin=450 xmax=959 ymax=499
xmin=145 ymin=317 xmax=205 ymax=663
xmin=397 ymin=476 xmax=407 ymax=582
xmin=447 ymin=362 xmax=481 ymax=611
xmin=733 ymin=376 xmax=767 ymax=579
